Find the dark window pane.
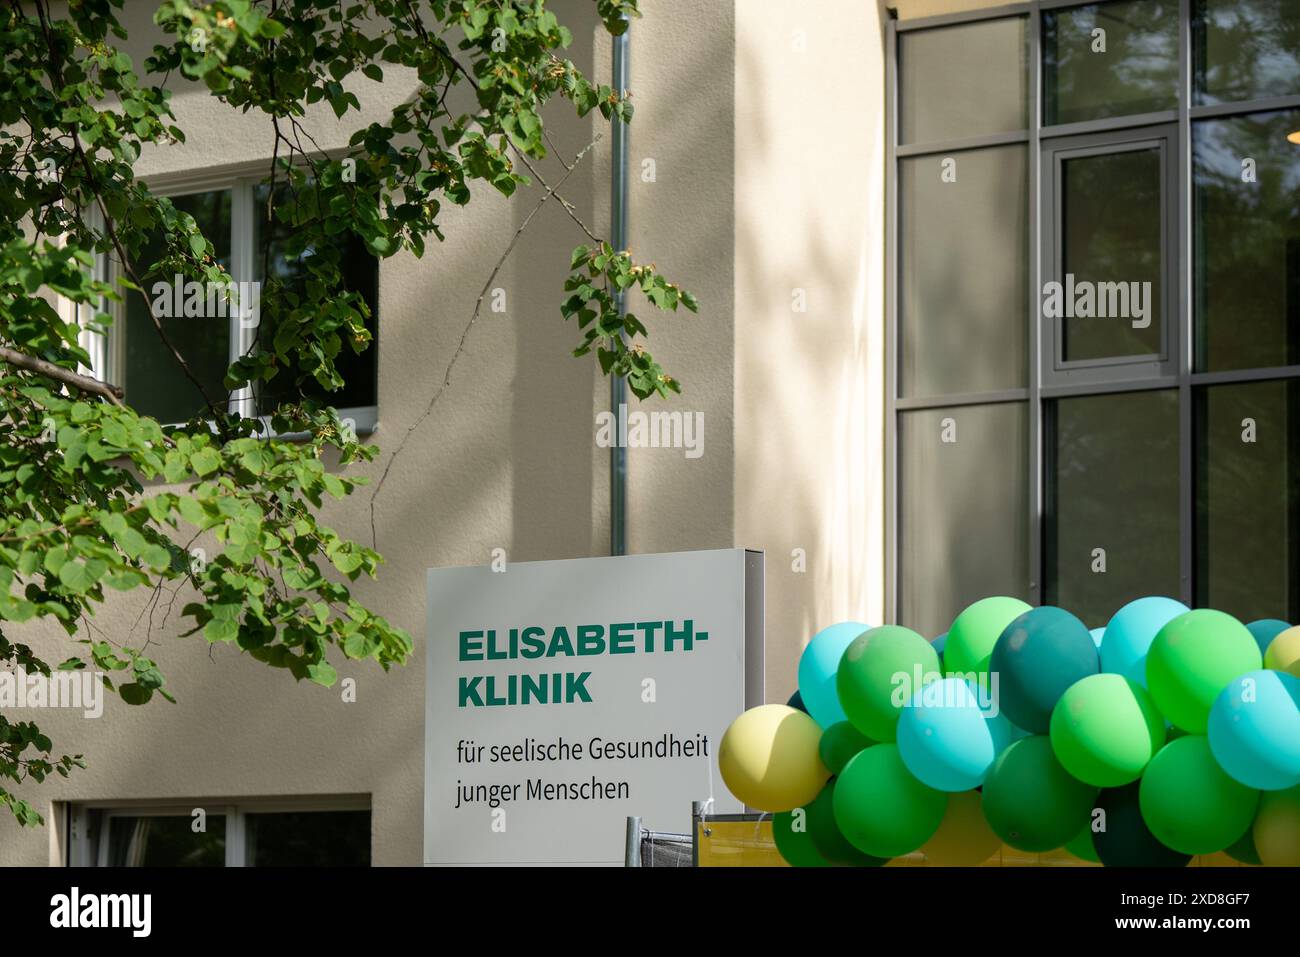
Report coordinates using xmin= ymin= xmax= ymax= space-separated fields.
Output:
xmin=253 ymin=184 xmax=379 ymax=413
xmin=899 ymin=18 xmax=1028 ymax=144
xmin=1059 ymin=147 xmax=1165 ymax=361
xmin=124 ymin=190 xmax=232 ymax=422
xmin=1046 ymin=390 xmax=1180 ymax=627
xmin=1043 ymin=1 xmax=1178 ymax=126
xmin=1195 ymin=380 xmax=1300 ymax=621
xmin=1193 ymin=109 xmax=1300 ymax=372
xmin=107 ymin=814 xmax=226 ymax=867
xmin=899 ymin=403 xmax=1029 ymax=638
xmin=1193 ymin=0 xmax=1300 ymax=105
xmin=900 ymin=145 xmax=1028 ymax=397
xmin=245 ymin=810 xmax=370 ymax=866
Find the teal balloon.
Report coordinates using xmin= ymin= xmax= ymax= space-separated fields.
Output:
xmin=1101 ymin=596 xmax=1188 ymax=687
xmin=1207 ymin=670 xmax=1300 ymax=791
xmin=932 ymin=632 xmax=947 ymax=656
xmin=897 ymin=677 xmax=1014 ymax=791
xmin=772 ymin=809 xmax=828 ymax=867
xmin=1246 ymin=619 xmax=1290 ymax=658
xmin=786 ymin=690 xmax=808 ymax=715
xmin=1089 ymin=627 xmax=1104 ymax=649
xmin=1093 ymin=783 xmax=1191 ymax=868
xmin=1224 ymin=828 xmax=1262 ymax=866
xmin=805 ymin=779 xmax=889 ymax=867
xmin=797 ymin=622 xmax=868 ymax=728
xmin=990 ymin=606 xmax=1099 ymax=734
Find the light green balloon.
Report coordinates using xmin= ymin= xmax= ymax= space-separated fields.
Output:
xmin=944 ymin=596 xmax=1032 ymax=679
xmin=1146 ymin=610 xmax=1262 ymax=733
xmin=1050 ymin=673 xmax=1165 ymax=787
xmin=1139 ymin=735 xmax=1260 ymax=856
xmin=836 ymin=625 xmax=939 ymax=742
xmin=833 ymin=744 xmax=947 ymax=858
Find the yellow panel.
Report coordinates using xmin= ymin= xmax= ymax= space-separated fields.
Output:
xmin=695 ymin=820 xmax=788 ymax=867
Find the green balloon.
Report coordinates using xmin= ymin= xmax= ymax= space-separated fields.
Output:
xmin=1050 ymin=673 xmax=1166 ymax=787
xmin=772 ymin=809 xmax=829 ymax=867
xmin=1065 ymin=824 xmax=1100 ymax=863
xmin=837 ymin=625 xmax=940 ymax=742
xmin=945 ymin=596 xmax=1032 ymax=678
xmin=819 ymin=721 xmax=873 ymax=775
xmin=1146 ymin=609 xmax=1262 ymax=733
xmin=805 ymin=780 xmax=889 ymax=867
xmin=833 ymin=743 xmax=947 ymax=858
xmin=1139 ymin=735 xmax=1260 ymax=855
xmin=982 ymin=736 xmax=1097 ymax=852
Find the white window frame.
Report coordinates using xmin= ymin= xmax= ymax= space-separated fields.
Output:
xmin=83 ymin=159 xmax=378 ymax=436
xmin=64 ymin=794 xmax=371 ymax=867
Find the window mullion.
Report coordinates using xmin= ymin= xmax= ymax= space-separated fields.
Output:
xmin=229 ymin=181 xmax=257 ymax=420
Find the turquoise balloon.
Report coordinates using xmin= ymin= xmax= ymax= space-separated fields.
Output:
xmin=1207 ymin=670 xmax=1300 ymax=791
xmin=1089 ymin=627 xmax=1104 ymax=649
xmin=1246 ymin=619 xmax=1290 ymax=658
xmin=797 ymin=621 xmax=868 ymax=728
xmin=1101 ymin=596 xmax=1189 ymax=687
xmin=932 ymin=632 xmax=947 ymax=655
xmin=897 ymin=677 xmax=1014 ymax=791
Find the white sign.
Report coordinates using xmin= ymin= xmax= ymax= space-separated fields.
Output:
xmin=424 ymin=548 xmax=763 ymax=866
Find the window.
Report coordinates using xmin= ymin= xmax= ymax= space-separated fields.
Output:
xmin=90 ymin=174 xmax=379 ymax=430
xmin=66 ymin=800 xmax=371 ymax=867
xmin=889 ymin=2 xmax=1300 ymax=630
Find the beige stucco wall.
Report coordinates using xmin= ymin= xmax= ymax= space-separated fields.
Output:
xmin=1 ymin=0 xmax=897 ymax=865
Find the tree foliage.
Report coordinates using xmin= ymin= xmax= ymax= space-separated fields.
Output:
xmin=0 ymin=0 xmax=695 ymax=826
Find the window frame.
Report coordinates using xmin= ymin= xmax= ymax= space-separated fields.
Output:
xmin=885 ymin=0 xmax=1300 ymax=625
xmin=83 ymin=160 xmax=379 ymax=437
xmin=63 ymin=794 xmax=371 ymax=867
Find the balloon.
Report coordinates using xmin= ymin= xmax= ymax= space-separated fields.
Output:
xmin=785 ymin=690 xmax=808 ymax=714
xmin=1089 ymin=627 xmax=1104 ymax=649
xmin=718 ymin=705 xmax=830 ymax=812
xmin=1092 ymin=783 xmax=1191 ymax=867
xmin=833 ymin=744 xmax=947 ymax=858
xmin=805 ymin=780 xmax=889 ymax=867
xmin=990 ymin=606 xmax=1099 ymax=733
xmin=1207 ymin=670 xmax=1300 ymax=791
xmin=1264 ymin=625 xmax=1300 ymax=678
xmin=837 ymin=625 xmax=940 ymax=742
xmin=819 ymin=721 xmax=873 ymax=775
xmin=772 ymin=809 xmax=828 ymax=867
xmin=1050 ymin=673 xmax=1165 ymax=787
xmin=1139 ymin=736 xmax=1259 ymax=855
xmin=897 ymin=677 xmax=1014 ymax=791
xmin=981 ymin=736 xmax=1097 ymax=852
xmin=797 ymin=622 xmax=868 ymax=728
xmin=1246 ymin=619 xmax=1290 ymax=658
xmin=932 ymin=632 xmax=947 ymax=660
xmin=922 ymin=789 xmax=1002 ymax=866
xmin=1224 ymin=828 xmax=1262 ymax=866
xmin=1253 ymin=785 xmax=1300 ymax=866
xmin=1146 ymin=610 xmax=1263 ymax=733
xmin=945 ymin=596 xmax=1032 ymax=679
xmin=1065 ymin=825 xmax=1100 ymax=863
xmin=1100 ymin=596 xmax=1189 ymax=686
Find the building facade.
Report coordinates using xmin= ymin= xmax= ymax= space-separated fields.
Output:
xmin=3 ymin=0 xmax=1297 ymax=865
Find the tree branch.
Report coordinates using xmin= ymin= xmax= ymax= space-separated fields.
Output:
xmin=0 ymin=345 xmax=124 ymax=406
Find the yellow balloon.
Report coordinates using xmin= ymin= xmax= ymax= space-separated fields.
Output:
xmin=1264 ymin=626 xmax=1300 ymax=678
xmin=719 ymin=704 xmax=830 ymax=812
xmin=921 ymin=789 xmax=1001 ymax=866
xmin=1254 ymin=785 xmax=1300 ymax=867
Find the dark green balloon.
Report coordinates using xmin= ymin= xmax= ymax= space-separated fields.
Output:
xmin=982 ymin=736 xmax=1097 ymax=852
xmin=990 ymin=606 xmax=1099 ymax=733
xmin=1224 ymin=827 xmax=1262 ymax=866
xmin=1093 ymin=783 xmax=1191 ymax=868
xmin=773 ymin=809 xmax=829 ymax=867
xmin=819 ymin=721 xmax=873 ymax=775
xmin=805 ymin=779 xmax=890 ymax=867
